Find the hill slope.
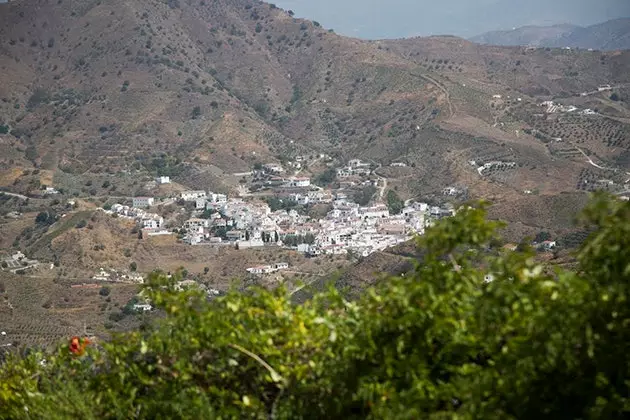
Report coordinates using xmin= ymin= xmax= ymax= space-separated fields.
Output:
xmin=471 ymin=18 xmax=630 ymax=50
xmin=0 ymin=0 xmax=629 ymax=230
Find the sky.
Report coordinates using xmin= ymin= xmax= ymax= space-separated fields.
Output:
xmin=273 ymin=0 xmax=630 ymax=39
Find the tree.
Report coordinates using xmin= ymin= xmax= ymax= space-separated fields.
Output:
xmin=386 ymin=190 xmax=404 ymax=215
xmin=610 ymin=92 xmax=620 ymax=102
xmin=99 ymin=287 xmax=111 ymax=297
xmin=534 ymin=231 xmax=552 ymax=243
xmin=35 ymin=211 xmax=55 ymax=226
xmin=192 ymin=106 xmax=202 ymax=119
xmin=1 ymin=195 xmax=630 ymax=419
xmin=129 ymin=262 xmax=137 ymax=272
xmin=354 ymin=185 xmax=376 ymax=206
xmin=315 ymin=168 xmax=336 ymax=187
xmin=204 ymin=267 xmax=209 ymax=275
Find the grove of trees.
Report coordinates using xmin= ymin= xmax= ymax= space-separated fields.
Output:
xmin=0 ymin=194 xmax=629 ymax=419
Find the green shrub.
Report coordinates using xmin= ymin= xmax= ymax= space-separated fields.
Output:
xmin=1 ymin=195 xmax=630 ymax=419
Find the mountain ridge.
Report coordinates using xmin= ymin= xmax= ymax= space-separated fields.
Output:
xmin=471 ymin=18 xmax=630 ymax=50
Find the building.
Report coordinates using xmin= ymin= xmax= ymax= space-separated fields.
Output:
xmin=226 ymin=230 xmax=246 ymax=242
xmin=155 ymin=176 xmax=171 ymax=184
xmin=284 ymin=177 xmax=311 ymax=188
xmin=133 ymin=197 xmax=154 ymax=208
xmin=183 ymin=218 xmax=210 ymax=230
xmin=348 ymin=159 xmax=370 ymax=168
xmin=336 ymin=168 xmax=352 ymax=178
xmin=181 ymin=190 xmax=206 ymax=201
xmin=43 ymin=186 xmax=59 ymax=195
xmin=195 ymin=198 xmax=207 ymax=209
xmin=273 ymin=262 xmax=289 ymax=270
xmin=208 ymin=193 xmax=227 ymax=204
xmin=246 ymin=265 xmax=274 ymax=275
xmin=290 ymin=194 xmax=310 ymax=205
xmin=263 ymin=163 xmax=284 ymax=174
xmin=141 ymin=217 xmax=163 ymax=230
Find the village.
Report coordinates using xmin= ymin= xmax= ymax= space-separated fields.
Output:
xmin=100 ymin=158 xmax=456 ymax=274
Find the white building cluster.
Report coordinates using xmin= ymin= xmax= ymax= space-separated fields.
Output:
xmin=177 ymin=186 xmax=454 ymax=258
xmin=337 ymin=159 xmax=372 ymax=178
xmin=107 ymin=203 xmax=165 ymax=231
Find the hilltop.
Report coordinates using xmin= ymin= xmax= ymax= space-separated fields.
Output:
xmin=471 ymin=18 xmax=630 ymax=50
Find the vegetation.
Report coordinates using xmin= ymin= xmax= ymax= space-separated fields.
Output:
xmin=353 ymin=185 xmax=376 ymax=206
xmin=265 ymin=196 xmax=300 ymax=212
xmin=314 ymin=168 xmax=337 ymax=187
xmin=282 ymin=233 xmax=315 ymax=246
xmin=386 ymin=190 xmax=404 ymax=215
xmin=1 ymin=195 xmax=629 ymax=418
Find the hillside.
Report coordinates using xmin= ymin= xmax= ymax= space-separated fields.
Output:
xmin=471 ymin=18 xmax=630 ymax=50
xmin=1 ymin=0 xmax=630 ymax=344
xmin=1 ymin=0 xmax=629 ymax=204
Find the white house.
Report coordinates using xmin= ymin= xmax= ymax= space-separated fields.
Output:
xmin=208 ymin=193 xmax=227 ymax=204
xmin=183 ymin=218 xmax=210 ymax=230
xmin=155 ymin=176 xmax=171 ymax=184
xmin=348 ymin=159 xmax=370 ymax=168
xmin=336 ymin=168 xmax=352 ymax=178
xmin=43 ymin=186 xmax=60 ymax=195
xmin=291 ymin=194 xmax=310 ymax=205
xmin=273 ymin=262 xmax=289 ymax=270
xmin=358 ymin=205 xmax=389 ymax=219
xmin=263 ymin=163 xmax=284 ymax=174
xmin=246 ymin=265 xmax=275 ymax=275
xmin=390 ymin=162 xmax=407 ymax=167
xmin=133 ymin=197 xmax=154 ymax=208
xmin=181 ymin=190 xmax=206 ymax=201
xmin=195 ymin=198 xmax=207 ymax=210
xmin=141 ymin=217 xmax=163 ymax=230
xmin=285 ymin=177 xmax=311 ymax=188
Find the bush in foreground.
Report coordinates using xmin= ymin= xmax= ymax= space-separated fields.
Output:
xmin=1 ymin=194 xmax=629 ymax=419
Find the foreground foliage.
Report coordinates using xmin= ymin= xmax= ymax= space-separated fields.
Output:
xmin=1 ymin=195 xmax=629 ymax=419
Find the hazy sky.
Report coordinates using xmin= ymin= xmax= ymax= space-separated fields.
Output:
xmin=273 ymin=0 xmax=630 ymax=39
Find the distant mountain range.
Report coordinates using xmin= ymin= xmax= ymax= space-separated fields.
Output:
xmin=471 ymin=18 xmax=630 ymax=50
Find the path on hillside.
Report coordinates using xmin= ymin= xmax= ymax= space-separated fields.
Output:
xmin=0 ymin=191 xmax=29 ymax=200
xmin=410 ymin=73 xmax=455 ymax=119
xmin=378 ymin=175 xmax=388 ymax=200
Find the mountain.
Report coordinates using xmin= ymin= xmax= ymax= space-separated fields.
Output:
xmin=470 ymin=24 xmax=578 ymax=47
xmin=471 ymin=18 xmax=630 ymax=50
xmin=1 ymin=0 xmax=630 ymax=347
xmin=1 ymin=0 xmax=629 ymax=229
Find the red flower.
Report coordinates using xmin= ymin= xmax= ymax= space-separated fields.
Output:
xmin=69 ymin=336 xmax=91 ymax=356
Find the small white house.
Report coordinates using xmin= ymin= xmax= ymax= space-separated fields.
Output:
xmin=155 ymin=176 xmax=171 ymax=184
xmin=181 ymin=190 xmax=206 ymax=201
xmin=273 ymin=262 xmax=289 ymax=270
xmin=142 ymin=217 xmax=163 ymax=230
xmin=133 ymin=197 xmax=155 ymax=208
xmin=263 ymin=163 xmax=284 ymax=174
xmin=195 ymin=198 xmax=207 ymax=210
xmin=208 ymin=193 xmax=227 ymax=204
xmin=183 ymin=218 xmax=210 ymax=230
xmin=285 ymin=177 xmax=311 ymax=188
